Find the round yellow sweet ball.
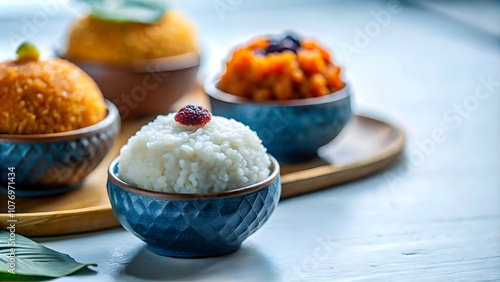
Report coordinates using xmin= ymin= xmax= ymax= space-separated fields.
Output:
xmin=65 ymin=11 xmax=198 ymax=64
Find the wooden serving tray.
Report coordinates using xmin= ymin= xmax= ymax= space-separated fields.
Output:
xmin=0 ymin=91 xmax=405 ymax=236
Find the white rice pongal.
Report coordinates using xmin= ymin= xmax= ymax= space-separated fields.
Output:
xmin=117 ymin=114 xmax=271 ymax=194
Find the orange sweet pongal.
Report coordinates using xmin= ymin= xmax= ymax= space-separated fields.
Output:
xmin=218 ymin=34 xmax=345 ymax=101
xmin=0 ymin=43 xmax=106 ymax=134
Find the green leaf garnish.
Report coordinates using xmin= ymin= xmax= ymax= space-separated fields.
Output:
xmin=16 ymin=42 xmax=40 ymax=61
xmin=0 ymin=231 xmax=97 ymax=278
xmin=80 ymin=0 xmax=169 ymax=24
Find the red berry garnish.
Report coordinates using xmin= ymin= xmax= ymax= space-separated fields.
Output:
xmin=174 ymin=105 xmax=211 ymax=126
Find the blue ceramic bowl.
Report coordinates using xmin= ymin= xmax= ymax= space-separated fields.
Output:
xmin=107 ymin=155 xmax=281 ymax=258
xmin=0 ymin=100 xmax=120 ymax=197
xmin=205 ymin=79 xmax=352 ymax=163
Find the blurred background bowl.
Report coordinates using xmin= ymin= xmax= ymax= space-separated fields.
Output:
xmin=61 ymin=52 xmax=200 ymax=120
xmin=0 ymin=100 xmax=120 ymax=197
xmin=107 ymin=154 xmax=281 ymax=258
xmin=205 ymin=79 xmax=352 ymax=163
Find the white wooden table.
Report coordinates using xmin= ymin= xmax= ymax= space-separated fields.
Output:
xmin=1 ymin=0 xmax=499 ymax=281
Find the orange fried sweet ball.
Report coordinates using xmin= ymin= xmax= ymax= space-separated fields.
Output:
xmin=218 ymin=34 xmax=345 ymax=101
xmin=0 ymin=43 xmax=106 ymax=134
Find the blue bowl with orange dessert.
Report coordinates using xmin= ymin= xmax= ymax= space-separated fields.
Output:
xmin=0 ymin=44 xmax=120 ymax=197
xmin=205 ymin=34 xmax=352 ymax=163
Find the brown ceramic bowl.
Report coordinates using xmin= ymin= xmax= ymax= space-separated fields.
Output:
xmin=0 ymin=100 xmax=120 ymax=197
xmin=60 ymin=52 xmax=200 ymax=120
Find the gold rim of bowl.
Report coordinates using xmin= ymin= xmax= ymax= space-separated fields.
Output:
xmin=204 ymin=77 xmax=351 ymax=107
xmin=108 ymin=154 xmax=280 ymax=200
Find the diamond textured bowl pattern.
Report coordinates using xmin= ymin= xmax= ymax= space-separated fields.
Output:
xmin=107 ymin=161 xmax=281 ymax=258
